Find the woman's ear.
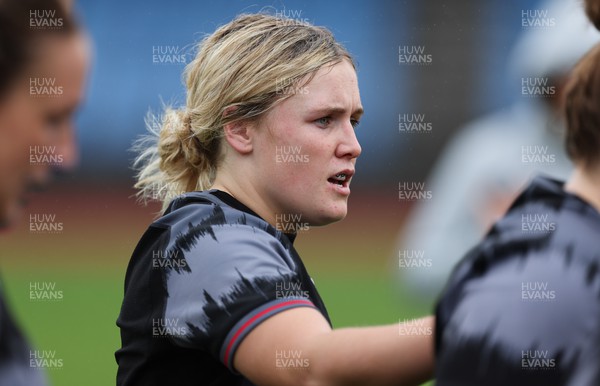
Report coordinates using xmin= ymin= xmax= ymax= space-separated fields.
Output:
xmin=222 ymin=107 xmax=253 ymax=155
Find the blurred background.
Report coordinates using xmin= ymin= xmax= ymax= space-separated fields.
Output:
xmin=2 ymin=0 xmax=594 ymax=384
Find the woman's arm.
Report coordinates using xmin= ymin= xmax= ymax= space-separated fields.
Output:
xmin=235 ymin=307 xmax=434 ymax=386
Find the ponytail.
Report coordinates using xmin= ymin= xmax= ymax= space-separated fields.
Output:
xmin=132 ymin=107 xmax=220 ymax=207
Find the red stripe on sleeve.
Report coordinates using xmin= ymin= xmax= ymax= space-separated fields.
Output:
xmin=223 ymin=299 xmax=314 ymax=366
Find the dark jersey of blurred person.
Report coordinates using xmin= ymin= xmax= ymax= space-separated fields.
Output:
xmin=116 ymin=13 xmax=433 ymax=386
xmin=0 ymin=0 xmax=89 ymax=385
xmin=435 ymin=42 xmax=600 ymax=385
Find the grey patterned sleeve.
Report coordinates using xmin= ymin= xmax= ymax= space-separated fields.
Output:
xmin=159 ymin=207 xmax=316 ymax=370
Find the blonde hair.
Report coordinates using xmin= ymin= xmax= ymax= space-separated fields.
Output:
xmin=133 ymin=13 xmax=354 ymax=207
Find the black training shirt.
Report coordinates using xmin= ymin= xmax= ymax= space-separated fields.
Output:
xmin=436 ymin=176 xmax=600 ymax=385
xmin=116 ymin=190 xmax=330 ymax=385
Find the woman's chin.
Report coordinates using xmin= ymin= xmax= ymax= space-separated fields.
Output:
xmin=310 ymin=207 xmax=348 ymax=227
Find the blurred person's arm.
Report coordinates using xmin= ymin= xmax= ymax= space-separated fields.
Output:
xmin=397 ymin=110 xmax=534 ymax=298
xmin=235 ymin=309 xmax=433 ymax=386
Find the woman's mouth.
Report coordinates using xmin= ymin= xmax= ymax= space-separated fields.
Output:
xmin=327 ymin=173 xmax=348 ymax=187
xmin=327 ymin=170 xmax=354 ymax=196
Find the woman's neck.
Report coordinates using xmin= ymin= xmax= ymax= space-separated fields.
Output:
xmin=565 ymin=163 xmax=600 ymax=213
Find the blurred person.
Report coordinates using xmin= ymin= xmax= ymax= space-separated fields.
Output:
xmin=585 ymin=0 xmax=600 ymax=29
xmin=0 ymin=0 xmax=89 ymax=226
xmin=435 ymin=39 xmax=600 ymax=386
xmin=116 ymin=13 xmax=433 ymax=386
xmin=0 ymin=0 xmax=90 ymax=384
xmin=395 ymin=0 xmax=600 ymax=302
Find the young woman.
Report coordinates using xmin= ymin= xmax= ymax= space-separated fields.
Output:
xmin=0 ymin=0 xmax=89 ymax=384
xmin=435 ymin=37 xmax=600 ymax=386
xmin=117 ymin=13 xmax=434 ymax=386
xmin=0 ymin=0 xmax=88 ymax=227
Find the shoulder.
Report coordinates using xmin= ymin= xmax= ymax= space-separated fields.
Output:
xmin=156 ymin=191 xmax=291 ymax=248
xmin=436 ymin=179 xmax=600 ymax=382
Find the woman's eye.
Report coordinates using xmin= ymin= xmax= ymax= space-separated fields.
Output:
xmin=315 ymin=117 xmax=331 ymax=127
xmin=46 ymin=114 xmax=65 ymax=130
xmin=351 ymin=119 xmax=360 ymax=129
